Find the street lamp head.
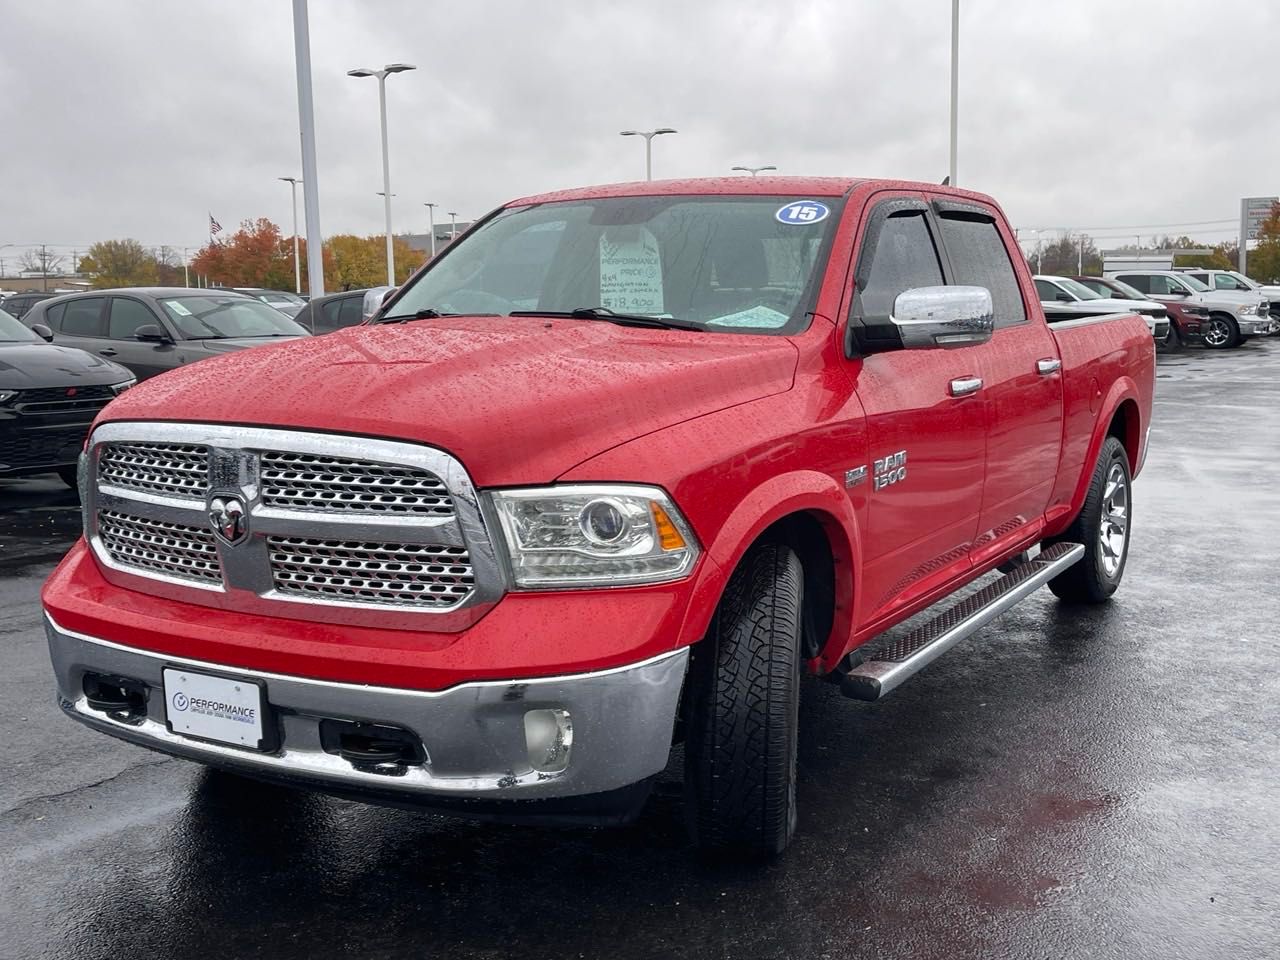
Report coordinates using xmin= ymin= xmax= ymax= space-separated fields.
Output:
xmin=757 ymin=165 xmax=777 ymax=172
xmin=347 ymin=68 xmax=377 ymax=78
xmin=619 ymin=130 xmax=639 ymax=137
xmin=653 ymin=127 xmax=677 ymax=136
xmin=383 ymin=63 xmax=416 ymax=74
xmin=278 ymin=176 xmax=301 ymax=185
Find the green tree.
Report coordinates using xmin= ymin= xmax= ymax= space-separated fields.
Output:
xmin=80 ymin=239 xmax=160 ymax=288
xmin=326 ymin=235 xmax=425 ymax=289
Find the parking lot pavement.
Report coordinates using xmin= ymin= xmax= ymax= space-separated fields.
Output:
xmin=1 ymin=340 xmax=1277 ymax=960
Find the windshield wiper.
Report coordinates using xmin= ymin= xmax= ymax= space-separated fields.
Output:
xmin=509 ymin=307 xmax=704 ymax=331
xmin=378 ymin=308 xmax=458 ymax=324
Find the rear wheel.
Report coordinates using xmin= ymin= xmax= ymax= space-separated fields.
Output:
xmin=685 ymin=543 xmax=802 ymax=857
xmin=1203 ymin=314 xmax=1239 ymax=349
xmin=1047 ymin=435 xmax=1131 ymax=604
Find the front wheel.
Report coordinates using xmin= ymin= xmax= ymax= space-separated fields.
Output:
xmin=684 ymin=543 xmax=802 ymax=857
xmin=1202 ymin=314 xmax=1239 ymax=349
xmin=1047 ymin=435 xmax=1132 ymax=604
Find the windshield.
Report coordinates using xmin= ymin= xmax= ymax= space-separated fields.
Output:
xmin=157 ymin=296 xmax=308 ymax=338
xmin=0 ymin=307 xmax=40 ymax=342
xmin=1058 ymin=278 xmax=1103 ymax=300
xmin=1174 ymin=274 xmax=1210 ymax=293
xmin=386 ymin=195 xmax=841 ymax=334
xmin=262 ymin=292 xmax=304 ymax=304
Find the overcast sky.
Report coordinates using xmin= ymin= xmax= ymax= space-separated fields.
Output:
xmin=2 ymin=0 xmax=1277 ymax=268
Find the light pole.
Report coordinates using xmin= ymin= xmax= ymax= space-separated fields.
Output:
xmin=619 ymin=128 xmax=677 ymax=181
xmin=348 ymin=62 xmax=416 ymax=285
xmin=278 ymin=176 xmax=303 ymax=293
xmin=423 ymin=202 xmax=437 ymax=258
xmin=448 ymin=211 xmax=458 ymax=240
xmin=291 ymin=0 xmax=324 ymax=297
xmin=949 ymin=0 xmax=959 ymax=186
xmin=731 ymin=165 xmax=777 ymax=176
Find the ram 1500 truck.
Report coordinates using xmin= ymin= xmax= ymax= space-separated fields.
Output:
xmin=42 ymin=178 xmax=1155 ymax=856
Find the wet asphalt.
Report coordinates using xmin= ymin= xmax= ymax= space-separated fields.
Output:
xmin=1 ymin=340 xmax=1278 ymax=960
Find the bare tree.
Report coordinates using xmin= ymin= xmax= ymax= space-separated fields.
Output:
xmin=18 ymin=247 xmax=65 ymax=275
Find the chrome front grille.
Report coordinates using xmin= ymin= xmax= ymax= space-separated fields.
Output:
xmin=268 ymin=537 xmax=474 ymax=608
xmin=99 ymin=442 xmax=209 ymax=499
xmin=85 ymin=423 xmax=503 ymax=629
xmin=98 ymin=509 xmax=222 ymax=584
xmin=260 ymin=451 xmax=453 ymax=515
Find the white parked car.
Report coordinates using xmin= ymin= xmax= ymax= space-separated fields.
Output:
xmin=1034 ymin=275 xmax=1170 ymax=344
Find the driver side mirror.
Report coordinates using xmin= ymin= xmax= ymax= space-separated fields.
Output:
xmin=31 ymin=323 xmax=54 ymax=342
xmin=361 ymin=286 xmax=397 ymax=322
xmin=890 ymin=286 xmax=994 ymax=350
xmin=1055 ymin=292 xmax=1074 ymax=302
xmin=134 ymin=324 xmax=173 ymax=344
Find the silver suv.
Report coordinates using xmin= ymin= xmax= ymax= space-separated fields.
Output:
xmin=1106 ymin=270 xmax=1272 ymax=349
xmin=1177 ymin=269 xmax=1280 ymax=323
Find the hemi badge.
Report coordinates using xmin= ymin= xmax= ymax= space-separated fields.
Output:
xmin=844 ymin=466 xmax=867 ymax=488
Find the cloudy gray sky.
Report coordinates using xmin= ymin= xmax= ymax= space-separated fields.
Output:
xmin=2 ymin=0 xmax=1277 ymax=269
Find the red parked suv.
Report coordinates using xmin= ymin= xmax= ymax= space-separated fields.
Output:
xmin=1072 ymin=275 xmax=1206 ymax=347
xmin=43 ymin=178 xmax=1155 ymax=856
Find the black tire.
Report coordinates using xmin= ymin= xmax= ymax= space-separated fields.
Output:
xmin=57 ymin=465 xmax=79 ymax=489
xmin=684 ymin=543 xmax=802 ymax=857
xmin=1047 ymin=435 xmax=1131 ymax=604
xmin=1203 ymin=314 xmax=1239 ymax=350
xmin=1162 ymin=323 xmax=1182 ymax=352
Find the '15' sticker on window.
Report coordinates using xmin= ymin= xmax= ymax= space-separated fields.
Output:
xmin=775 ymin=201 xmax=830 ymax=225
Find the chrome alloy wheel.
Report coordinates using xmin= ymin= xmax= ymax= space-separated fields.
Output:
xmin=1099 ymin=462 xmax=1129 ymax=577
xmin=1203 ymin=317 xmax=1232 ymax=348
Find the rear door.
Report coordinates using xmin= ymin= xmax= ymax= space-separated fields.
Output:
xmin=104 ymin=296 xmax=179 ymax=381
xmin=845 ymin=195 xmax=986 ymax=625
xmin=932 ymin=199 xmax=1064 ymax=566
xmin=52 ymin=296 xmax=109 ymax=352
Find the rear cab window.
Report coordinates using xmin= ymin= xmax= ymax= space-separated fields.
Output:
xmin=934 ymin=204 xmax=1027 ymax=328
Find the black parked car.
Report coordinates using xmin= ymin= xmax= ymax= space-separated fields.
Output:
xmin=2 ymin=290 xmax=63 ymax=320
xmin=21 ymin=288 xmax=309 ymax=382
xmin=293 ymin=288 xmax=369 ymax=333
xmin=0 ymin=307 xmax=134 ymax=487
xmin=232 ymin=288 xmax=306 ymax=318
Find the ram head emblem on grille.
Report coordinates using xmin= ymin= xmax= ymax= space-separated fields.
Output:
xmin=207 ymin=495 xmax=249 ymax=546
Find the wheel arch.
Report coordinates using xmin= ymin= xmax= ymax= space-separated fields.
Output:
xmin=1055 ymin=380 xmax=1143 ymax=534
xmin=683 ymin=471 xmax=860 ymax=674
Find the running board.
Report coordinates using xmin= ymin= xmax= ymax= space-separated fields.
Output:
xmin=840 ymin=541 xmax=1085 ymax=702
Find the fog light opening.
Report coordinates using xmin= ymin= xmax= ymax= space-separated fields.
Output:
xmin=524 ymin=708 xmax=573 ymax=774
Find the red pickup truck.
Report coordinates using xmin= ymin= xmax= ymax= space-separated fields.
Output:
xmin=42 ymin=177 xmax=1154 ymax=856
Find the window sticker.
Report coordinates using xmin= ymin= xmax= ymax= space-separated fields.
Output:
xmin=707 ymin=305 xmax=790 ymax=328
xmin=599 ymin=228 xmax=664 ymax=314
xmin=163 ymin=300 xmax=193 ymax=316
xmin=775 ymin=201 xmax=830 ymax=225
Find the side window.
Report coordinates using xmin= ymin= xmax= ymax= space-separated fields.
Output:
xmin=60 ymin=298 xmax=106 ymax=337
xmin=45 ymin=303 xmax=66 ymax=328
xmin=1118 ymin=274 xmax=1151 ymax=294
xmin=1034 ymin=279 xmax=1061 ymax=301
xmin=1215 ymin=274 xmax=1246 ymax=290
xmin=855 ymin=211 xmax=944 ymax=322
xmin=1186 ymin=273 xmax=1208 ymax=286
xmin=937 ymin=212 xmax=1027 ymax=328
xmin=337 ymin=296 xmax=364 ymax=328
xmin=107 ymin=298 xmax=159 ymax=339
xmin=319 ymin=298 xmax=345 ymax=332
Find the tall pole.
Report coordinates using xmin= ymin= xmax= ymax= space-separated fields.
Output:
xmin=448 ymin=211 xmax=458 ymax=239
xmin=949 ymin=0 xmax=959 ymax=187
xmin=377 ymin=74 xmax=394 ymax=285
xmin=292 ymin=0 xmax=325 ymax=297
xmin=183 ymin=248 xmax=189 ymax=287
xmin=1240 ymin=198 xmax=1249 ymax=275
xmin=424 ymin=203 xmax=437 ymax=258
xmin=620 ymin=128 xmax=677 ymax=181
xmin=1077 ymin=234 xmax=1083 ymax=275
xmin=280 ymin=177 xmax=302 ymax=293
xmin=41 ymin=244 xmax=47 ymax=292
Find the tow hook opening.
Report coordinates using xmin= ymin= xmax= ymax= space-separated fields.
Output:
xmin=82 ymin=673 xmax=148 ymax=723
xmin=319 ymin=719 xmax=426 ymax=776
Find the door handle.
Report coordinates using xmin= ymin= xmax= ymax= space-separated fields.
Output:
xmin=99 ymin=348 xmax=118 ymax=357
xmin=1037 ymin=358 xmax=1062 ymax=375
xmin=949 ymin=376 xmax=983 ymax=397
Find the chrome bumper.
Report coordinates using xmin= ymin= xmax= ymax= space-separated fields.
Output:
xmin=46 ymin=613 xmax=687 ymax=802
xmin=1238 ymin=317 xmax=1273 ymax=336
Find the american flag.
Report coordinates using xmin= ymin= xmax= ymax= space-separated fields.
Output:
xmin=209 ymin=214 xmax=223 ymax=236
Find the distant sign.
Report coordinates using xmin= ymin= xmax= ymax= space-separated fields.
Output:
xmin=1242 ymin=196 xmax=1278 ymax=240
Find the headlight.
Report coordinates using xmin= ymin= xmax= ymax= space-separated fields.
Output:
xmin=490 ymin=484 xmax=699 ymax=588
xmin=0 ymin=390 xmax=16 ymax=404
xmin=109 ymin=379 xmax=136 ymax=396
xmin=1240 ymin=304 xmax=1257 ymax=316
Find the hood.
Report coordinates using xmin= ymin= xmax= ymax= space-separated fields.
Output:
xmin=102 ymin=317 xmax=799 ymax=485
xmin=0 ymin=342 xmax=132 ymax=388
xmin=1188 ymin=291 xmax=1266 ymax=308
xmin=1085 ymin=297 xmax=1163 ymax=316
xmin=195 ymin=335 xmax=308 ymax=354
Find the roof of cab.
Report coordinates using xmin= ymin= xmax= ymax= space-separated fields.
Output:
xmin=509 ymin=175 xmax=1002 ymax=209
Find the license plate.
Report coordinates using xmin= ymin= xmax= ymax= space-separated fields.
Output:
xmin=163 ymin=667 xmax=267 ymax=750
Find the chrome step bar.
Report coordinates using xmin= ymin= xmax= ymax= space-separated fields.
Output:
xmin=840 ymin=541 xmax=1085 ymax=702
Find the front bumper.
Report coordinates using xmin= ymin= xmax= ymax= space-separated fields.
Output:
xmin=0 ymin=411 xmax=98 ymax=477
xmin=46 ymin=613 xmax=688 ymax=808
xmin=1237 ymin=317 xmax=1273 ymax=337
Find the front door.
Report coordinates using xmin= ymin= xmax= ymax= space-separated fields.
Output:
xmin=845 ymin=196 xmax=987 ymax=627
xmin=104 ymin=297 xmax=178 ymax=381
xmin=930 ymin=200 xmax=1064 ymax=564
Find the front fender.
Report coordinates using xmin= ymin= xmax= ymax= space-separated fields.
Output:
xmin=679 ymin=470 xmax=861 ymax=672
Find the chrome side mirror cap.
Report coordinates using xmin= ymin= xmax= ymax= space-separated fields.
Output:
xmin=362 ymin=286 xmax=397 ymax=322
xmin=891 ymin=285 xmax=994 ymax=349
